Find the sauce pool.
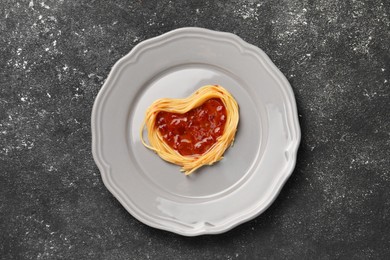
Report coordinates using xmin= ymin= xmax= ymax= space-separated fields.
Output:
xmin=155 ymin=98 xmax=227 ymax=156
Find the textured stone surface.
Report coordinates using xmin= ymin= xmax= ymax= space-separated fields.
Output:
xmin=1 ymin=0 xmax=389 ymax=259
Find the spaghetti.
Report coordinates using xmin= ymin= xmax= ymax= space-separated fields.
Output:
xmin=140 ymin=85 xmax=239 ymax=175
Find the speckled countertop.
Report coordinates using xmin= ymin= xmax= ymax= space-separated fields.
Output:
xmin=1 ymin=0 xmax=389 ymax=259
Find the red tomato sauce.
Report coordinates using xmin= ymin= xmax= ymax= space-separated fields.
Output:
xmin=155 ymin=98 xmax=227 ymax=156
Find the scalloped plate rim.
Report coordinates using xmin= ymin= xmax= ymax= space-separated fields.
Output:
xmin=91 ymin=27 xmax=301 ymax=236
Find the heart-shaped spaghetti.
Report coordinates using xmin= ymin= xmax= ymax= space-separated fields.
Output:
xmin=140 ymin=85 xmax=239 ymax=175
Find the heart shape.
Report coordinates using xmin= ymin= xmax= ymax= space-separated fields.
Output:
xmin=141 ymin=85 xmax=239 ymax=175
xmin=156 ymin=98 xmax=227 ymax=156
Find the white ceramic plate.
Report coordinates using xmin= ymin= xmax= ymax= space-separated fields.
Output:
xmin=92 ymin=27 xmax=300 ymax=236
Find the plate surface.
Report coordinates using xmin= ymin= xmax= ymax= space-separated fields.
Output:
xmin=92 ymin=27 xmax=300 ymax=236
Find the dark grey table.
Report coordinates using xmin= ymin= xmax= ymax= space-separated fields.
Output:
xmin=1 ymin=1 xmax=389 ymax=259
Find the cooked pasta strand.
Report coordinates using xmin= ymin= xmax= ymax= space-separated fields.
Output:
xmin=140 ymin=85 xmax=239 ymax=175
